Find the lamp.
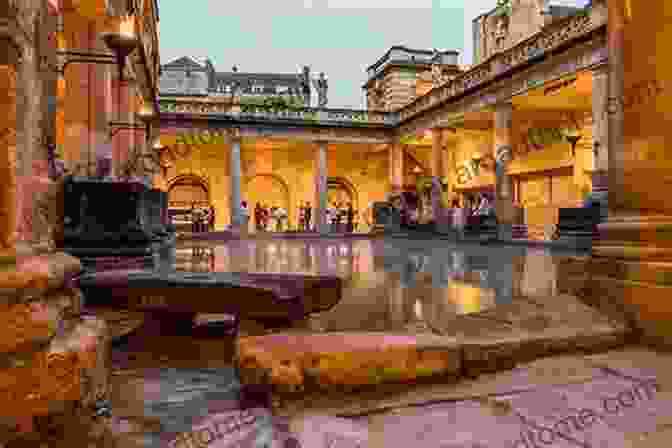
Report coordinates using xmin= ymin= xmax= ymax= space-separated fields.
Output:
xmin=562 ymin=115 xmax=583 ymax=157
xmin=151 ymin=139 xmax=170 ymax=177
xmin=413 ymin=165 xmax=423 ymax=174
xmin=101 ymin=16 xmax=139 ymax=82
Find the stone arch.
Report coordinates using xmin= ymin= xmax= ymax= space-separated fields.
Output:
xmin=167 ymin=173 xmax=211 ymax=208
xmin=243 ymin=174 xmax=290 ymax=211
xmin=327 ymin=176 xmax=359 ymax=209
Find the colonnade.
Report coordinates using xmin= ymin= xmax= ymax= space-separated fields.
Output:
xmin=383 ymin=64 xmax=610 ymax=237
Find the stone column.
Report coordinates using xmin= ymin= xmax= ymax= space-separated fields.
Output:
xmin=314 ymin=140 xmax=328 ymax=234
xmin=229 ymin=129 xmax=243 ymax=233
xmin=431 ymin=128 xmax=445 ymax=227
xmin=111 ymin=77 xmax=132 ymax=177
xmin=0 ymin=65 xmax=17 ymax=256
xmin=493 ymin=102 xmax=515 ymax=240
xmin=388 ymin=141 xmax=404 ymax=196
xmin=583 ymin=0 xmax=672 ymax=346
xmin=590 ymin=64 xmax=609 ymax=219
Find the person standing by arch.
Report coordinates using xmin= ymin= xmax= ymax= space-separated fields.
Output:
xmin=304 ymin=202 xmax=312 ymax=232
xmin=208 ymin=204 xmax=216 ymax=232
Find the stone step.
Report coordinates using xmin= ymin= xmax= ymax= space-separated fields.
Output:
xmin=236 ymin=294 xmax=630 ymax=409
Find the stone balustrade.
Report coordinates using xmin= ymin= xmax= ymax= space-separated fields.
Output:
xmin=159 ymin=99 xmax=395 ymax=127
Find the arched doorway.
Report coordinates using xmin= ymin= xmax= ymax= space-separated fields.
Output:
xmin=168 ymin=174 xmax=210 ymax=208
xmin=327 ymin=177 xmax=358 ymax=209
xmin=243 ymin=174 xmax=290 ymax=230
xmin=167 ymin=175 xmax=210 ymax=231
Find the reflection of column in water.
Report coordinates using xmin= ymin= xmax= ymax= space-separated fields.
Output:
xmin=387 ymin=278 xmax=406 ymax=327
xmin=400 ymin=259 xmax=416 ymax=287
xmin=452 ymin=251 xmax=466 ymax=276
xmin=307 ymin=244 xmax=315 ymax=273
xmin=357 ymin=240 xmax=373 ymax=273
xmin=492 ymin=260 xmax=514 ymax=305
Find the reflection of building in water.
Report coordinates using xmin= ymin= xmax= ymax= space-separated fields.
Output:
xmin=521 ymin=250 xmax=557 ymax=297
xmin=446 ymin=281 xmax=496 ymax=314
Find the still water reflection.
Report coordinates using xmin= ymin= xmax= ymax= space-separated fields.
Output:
xmin=166 ymin=238 xmax=564 ymax=334
xmin=110 ymin=239 xmax=571 ymax=447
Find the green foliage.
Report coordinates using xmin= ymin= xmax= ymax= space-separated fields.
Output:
xmin=240 ymin=95 xmax=305 ymax=113
xmin=494 ymin=0 xmax=512 ymax=17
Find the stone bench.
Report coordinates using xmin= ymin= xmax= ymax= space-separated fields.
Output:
xmin=77 ymin=270 xmax=343 ymax=328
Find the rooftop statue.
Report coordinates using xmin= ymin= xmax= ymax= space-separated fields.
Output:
xmin=297 ymin=65 xmax=312 ymax=107
xmin=312 ymin=72 xmax=329 ymax=108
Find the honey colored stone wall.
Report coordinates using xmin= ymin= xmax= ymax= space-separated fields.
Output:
xmin=0 ymin=65 xmax=17 ymax=253
xmin=450 ymin=129 xmax=496 ymax=194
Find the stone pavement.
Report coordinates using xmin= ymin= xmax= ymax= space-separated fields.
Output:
xmin=285 ymin=348 xmax=672 ymax=448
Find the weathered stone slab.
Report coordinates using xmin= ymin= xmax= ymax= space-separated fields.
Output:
xmin=236 ymin=332 xmax=461 ymax=396
xmin=79 ymin=270 xmax=342 ymax=321
xmin=275 ymin=354 xmax=605 ymax=417
xmin=0 ymin=252 xmax=81 ymax=304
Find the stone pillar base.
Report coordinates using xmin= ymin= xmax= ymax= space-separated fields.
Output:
xmin=570 ymin=215 xmax=672 ymax=348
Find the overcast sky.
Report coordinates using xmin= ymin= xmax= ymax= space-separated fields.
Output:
xmin=158 ymin=1 xmax=581 ymax=109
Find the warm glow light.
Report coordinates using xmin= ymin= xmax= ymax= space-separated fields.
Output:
xmin=575 ymin=71 xmax=593 ymax=96
xmin=118 ymin=15 xmax=136 ymax=38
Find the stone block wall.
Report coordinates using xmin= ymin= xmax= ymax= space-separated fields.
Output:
xmin=0 ymin=252 xmax=114 ymax=447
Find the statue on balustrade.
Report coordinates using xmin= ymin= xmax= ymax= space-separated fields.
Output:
xmin=312 ymin=72 xmax=329 ymax=108
xmin=297 ymin=65 xmax=312 ymax=108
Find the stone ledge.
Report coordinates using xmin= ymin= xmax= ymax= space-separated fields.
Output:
xmin=237 ymin=294 xmax=631 ymax=414
xmin=0 ymin=252 xmax=82 ymax=304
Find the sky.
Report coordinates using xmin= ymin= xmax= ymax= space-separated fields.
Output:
xmin=157 ymin=0 xmax=584 ymax=109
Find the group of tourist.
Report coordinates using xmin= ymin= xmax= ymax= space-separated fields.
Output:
xmin=297 ymin=202 xmax=313 ymax=231
xmin=325 ymin=202 xmax=357 ymax=233
xmin=190 ymin=202 xmax=216 ymax=233
xmin=254 ymin=203 xmax=289 ymax=232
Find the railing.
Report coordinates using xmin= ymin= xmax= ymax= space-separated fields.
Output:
xmin=158 ymin=100 xmax=398 ymax=127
